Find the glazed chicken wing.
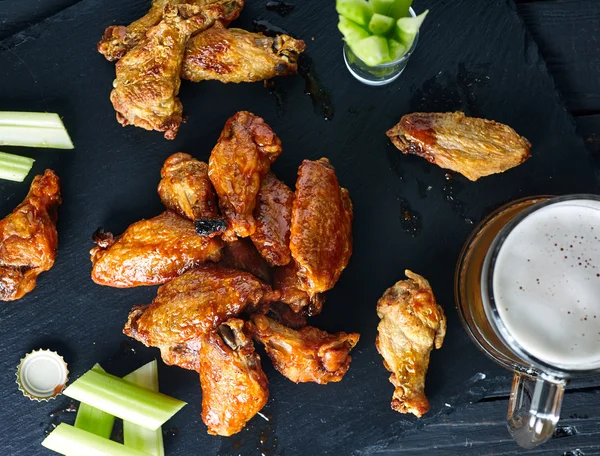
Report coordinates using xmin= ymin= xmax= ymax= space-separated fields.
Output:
xmin=290 ymin=158 xmax=353 ymax=296
xmin=90 ymin=211 xmax=223 ymax=287
xmin=250 ymin=172 xmax=293 ymax=267
xmin=0 ymin=170 xmax=61 ymax=301
xmin=123 ymin=265 xmax=278 ymax=370
xmin=376 ymin=270 xmax=446 ymax=418
xmin=249 ymin=314 xmax=359 ymax=384
xmin=110 ymin=1 xmax=243 ymax=139
xmin=273 ymin=261 xmax=324 ymax=315
xmin=386 ymin=112 xmax=532 ymax=181
xmin=208 ymin=111 xmax=283 ymax=241
xmin=220 ymin=238 xmax=272 ymax=283
xmin=98 ymin=0 xmax=243 ymax=61
xmin=199 ymin=319 xmax=269 ymax=436
xmin=182 ymin=23 xmax=306 ymax=83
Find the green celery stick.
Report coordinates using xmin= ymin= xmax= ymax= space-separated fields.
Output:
xmin=338 ymin=16 xmax=371 ymax=43
xmin=389 ymin=0 xmax=412 ymax=19
xmin=396 ymin=10 xmax=428 ymax=49
xmin=371 ymin=0 xmax=395 ymax=15
xmin=73 ymin=365 xmax=115 ymax=439
xmin=0 ymin=111 xmax=73 ymax=149
xmin=369 ymin=13 xmax=395 ymax=35
xmin=0 ymin=151 xmax=34 ymax=182
xmin=350 ymin=35 xmax=390 ymax=66
xmin=336 ymin=0 xmax=374 ymax=27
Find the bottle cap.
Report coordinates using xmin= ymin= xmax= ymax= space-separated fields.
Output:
xmin=16 ymin=349 xmax=69 ymax=401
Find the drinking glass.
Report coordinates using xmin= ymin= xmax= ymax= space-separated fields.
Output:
xmin=343 ymin=7 xmax=419 ymax=86
xmin=455 ymin=195 xmax=600 ymax=449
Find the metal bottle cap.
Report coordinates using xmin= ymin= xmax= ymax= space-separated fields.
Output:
xmin=16 ymin=349 xmax=69 ymax=401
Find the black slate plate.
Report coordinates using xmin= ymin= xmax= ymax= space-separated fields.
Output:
xmin=0 ymin=0 xmax=598 ymax=455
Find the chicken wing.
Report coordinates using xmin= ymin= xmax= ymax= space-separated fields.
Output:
xmin=220 ymin=238 xmax=272 ymax=283
xmin=110 ymin=1 xmax=243 ymax=139
xmin=158 ymin=152 xmax=220 ymax=220
xmin=123 ymin=265 xmax=278 ymax=369
xmin=290 ymin=158 xmax=353 ymax=296
xmin=250 ymin=172 xmax=293 ymax=267
xmin=376 ymin=270 xmax=446 ymax=418
xmin=249 ymin=314 xmax=359 ymax=384
xmin=208 ymin=111 xmax=283 ymax=241
xmin=98 ymin=0 xmax=243 ymax=61
xmin=90 ymin=211 xmax=223 ymax=287
xmin=386 ymin=112 xmax=532 ymax=181
xmin=273 ymin=261 xmax=324 ymax=315
xmin=182 ymin=23 xmax=306 ymax=83
xmin=0 ymin=170 xmax=61 ymax=301
xmin=199 ymin=319 xmax=269 ymax=436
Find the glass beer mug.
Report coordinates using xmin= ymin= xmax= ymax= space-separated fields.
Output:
xmin=455 ymin=195 xmax=600 ymax=449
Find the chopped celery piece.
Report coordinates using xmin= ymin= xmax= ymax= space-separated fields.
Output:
xmin=369 ymin=13 xmax=395 ymax=35
xmin=123 ymin=361 xmax=165 ymax=456
xmin=338 ymin=16 xmax=370 ymax=44
xmin=389 ymin=0 xmax=412 ymax=20
xmin=74 ymin=365 xmax=115 ymax=439
xmin=336 ymin=0 xmax=373 ymax=27
xmin=396 ymin=10 xmax=428 ymax=49
xmin=0 ymin=111 xmax=73 ymax=149
xmin=63 ymin=369 xmax=186 ymax=431
xmin=371 ymin=0 xmax=395 ymax=15
xmin=351 ymin=35 xmax=390 ymax=66
xmin=0 ymin=151 xmax=34 ymax=182
xmin=388 ymin=38 xmax=408 ymax=60
xmin=42 ymin=423 xmax=150 ymax=456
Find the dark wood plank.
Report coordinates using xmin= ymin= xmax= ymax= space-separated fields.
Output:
xmin=515 ymin=0 xmax=600 ymax=114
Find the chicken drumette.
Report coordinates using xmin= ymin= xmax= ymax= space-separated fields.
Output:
xmin=123 ymin=264 xmax=279 ymax=371
xmin=0 ymin=170 xmax=61 ymax=301
xmin=199 ymin=319 xmax=269 ymax=436
xmin=249 ymin=314 xmax=359 ymax=384
xmin=273 ymin=260 xmax=324 ymax=316
xmin=90 ymin=211 xmax=223 ymax=287
xmin=376 ymin=270 xmax=446 ymax=418
xmin=182 ymin=23 xmax=306 ymax=83
xmin=208 ymin=111 xmax=283 ymax=240
xmin=110 ymin=1 xmax=243 ymax=139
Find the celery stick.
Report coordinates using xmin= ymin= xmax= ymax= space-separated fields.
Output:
xmin=74 ymin=365 xmax=115 ymax=439
xmin=0 ymin=151 xmax=34 ymax=182
xmin=0 ymin=111 xmax=73 ymax=149
xmin=123 ymin=361 xmax=165 ymax=456
xmin=63 ymin=369 xmax=186 ymax=431
xmin=396 ymin=10 xmax=428 ymax=49
xmin=42 ymin=423 xmax=151 ymax=456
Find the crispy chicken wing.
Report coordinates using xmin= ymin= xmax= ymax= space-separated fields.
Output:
xmin=0 ymin=170 xmax=61 ymax=301
xmin=90 ymin=211 xmax=223 ymax=287
xmin=249 ymin=315 xmax=359 ymax=384
xmin=267 ymin=301 xmax=307 ymax=329
xmin=208 ymin=111 xmax=283 ymax=241
xmin=98 ymin=0 xmax=243 ymax=61
xmin=110 ymin=1 xmax=243 ymax=139
xmin=250 ymin=172 xmax=293 ymax=267
xmin=158 ymin=152 xmax=220 ymax=220
xmin=376 ymin=270 xmax=446 ymax=418
xmin=182 ymin=23 xmax=306 ymax=83
xmin=123 ymin=265 xmax=278 ymax=370
xmin=220 ymin=238 xmax=272 ymax=283
xmin=199 ymin=319 xmax=269 ymax=436
xmin=273 ymin=261 xmax=324 ymax=315
xmin=290 ymin=158 xmax=353 ymax=296
xmin=386 ymin=112 xmax=532 ymax=181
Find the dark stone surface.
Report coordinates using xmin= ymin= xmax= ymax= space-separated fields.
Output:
xmin=0 ymin=0 xmax=598 ymax=455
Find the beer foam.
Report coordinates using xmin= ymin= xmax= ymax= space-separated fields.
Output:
xmin=492 ymin=199 xmax=600 ymax=370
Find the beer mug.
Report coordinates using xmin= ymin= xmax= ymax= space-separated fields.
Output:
xmin=455 ymin=195 xmax=600 ymax=449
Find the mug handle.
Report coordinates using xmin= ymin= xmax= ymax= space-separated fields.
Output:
xmin=507 ymin=372 xmax=567 ymax=449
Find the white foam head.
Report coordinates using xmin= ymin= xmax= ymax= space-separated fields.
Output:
xmin=492 ymin=198 xmax=600 ymax=370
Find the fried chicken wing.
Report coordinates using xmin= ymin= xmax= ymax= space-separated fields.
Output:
xmin=249 ymin=315 xmax=359 ymax=384
xmin=0 ymin=170 xmax=61 ymax=301
xmin=376 ymin=270 xmax=446 ymax=418
xmin=290 ymin=158 xmax=353 ymax=296
xmin=273 ymin=261 xmax=324 ymax=315
xmin=267 ymin=301 xmax=307 ymax=329
xmin=199 ymin=319 xmax=269 ymax=436
xmin=158 ymin=152 xmax=220 ymax=220
xmin=123 ymin=265 xmax=278 ymax=369
xmin=220 ymin=238 xmax=272 ymax=283
xmin=250 ymin=172 xmax=293 ymax=267
xmin=90 ymin=211 xmax=223 ymax=287
xmin=182 ymin=23 xmax=306 ymax=83
xmin=110 ymin=1 xmax=243 ymax=139
xmin=386 ymin=112 xmax=532 ymax=181
xmin=98 ymin=0 xmax=243 ymax=61
xmin=208 ymin=111 xmax=283 ymax=241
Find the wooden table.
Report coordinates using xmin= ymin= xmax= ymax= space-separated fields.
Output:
xmin=1 ymin=1 xmax=599 ymax=454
